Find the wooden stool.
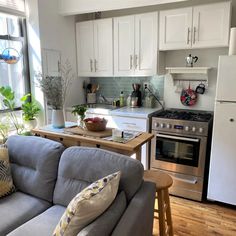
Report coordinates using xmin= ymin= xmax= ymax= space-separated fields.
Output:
xmin=144 ymin=170 xmax=173 ymax=236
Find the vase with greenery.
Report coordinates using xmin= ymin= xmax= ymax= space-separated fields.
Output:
xmin=21 ymin=93 xmax=40 ymax=130
xmin=72 ymin=105 xmax=87 ymax=128
xmin=0 ymin=86 xmax=24 ymax=134
xmin=0 ymin=118 xmax=10 ymax=143
xmin=37 ymin=60 xmax=74 ymax=128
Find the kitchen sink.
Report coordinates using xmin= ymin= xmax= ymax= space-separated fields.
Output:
xmin=86 ymin=103 xmax=117 ymax=110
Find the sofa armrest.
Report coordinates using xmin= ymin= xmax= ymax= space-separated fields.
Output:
xmin=111 ymin=181 xmax=156 ymax=236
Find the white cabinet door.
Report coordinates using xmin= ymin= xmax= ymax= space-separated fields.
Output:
xmin=135 ymin=12 xmax=158 ymax=76
xmin=76 ymin=21 xmax=94 ymax=76
xmin=114 ymin=15 xmax=135 ymax=76
xmin=94 ymin=18 xmax=113 ymax=76
xmin=208 ymin=102 xmax=236 ymax=205
xmin=159 ymin=7 xmax=192 ymax=50
xmin=192 ymin=2 xmax=231 ymax=49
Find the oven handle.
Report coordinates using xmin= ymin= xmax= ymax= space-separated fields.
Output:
xmin=156 ymin=133 xmax=200 ymax=143
xmin=172 ymin=176 xmax=198 ymax=184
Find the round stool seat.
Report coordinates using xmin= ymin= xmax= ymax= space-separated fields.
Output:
xmin=144 ymin=170 xmax=173 ymax=190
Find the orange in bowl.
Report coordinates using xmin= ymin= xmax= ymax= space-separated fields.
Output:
xmin=84 ymin=117 xmax=107 ymax=132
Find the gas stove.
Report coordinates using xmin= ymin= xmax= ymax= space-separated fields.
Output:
xmin=152 ymin=109 xmax=213 ymax=137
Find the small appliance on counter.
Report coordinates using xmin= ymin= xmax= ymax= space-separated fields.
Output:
xmin=131 ymin=83 xmax=142 ymax=107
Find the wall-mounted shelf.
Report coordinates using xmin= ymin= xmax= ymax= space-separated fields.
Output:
xmin=166 ymin=67 xmax=212 ymax=85
xmin=166 ymin=67 xmax=212 ymax=75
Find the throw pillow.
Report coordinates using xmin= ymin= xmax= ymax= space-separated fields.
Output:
xmin=53 ymin=171 xmax=121 ymax=236
xmin=0 ymin=144 xmax=15 ymax=198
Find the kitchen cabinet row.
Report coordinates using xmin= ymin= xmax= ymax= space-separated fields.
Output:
xmin=76 ymin=1 xmax=231 ymax=77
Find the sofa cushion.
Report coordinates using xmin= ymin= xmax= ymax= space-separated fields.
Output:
xmin=0 ymin=145 xmax=15 ymax=198
xmin=53 ymin=147 xmax=144 ymax=206
xmin=6 ymin=135 xmax=65 ymax=202
xmin=0 ymin=191 xmax=51 ymax=236
xmin=77 ymin=191 xmax=127 ymax=236
xmin=7 ymin=205 xmax=65 ymax=236
xmin=53 ymin=171 xmax=121 ymax=236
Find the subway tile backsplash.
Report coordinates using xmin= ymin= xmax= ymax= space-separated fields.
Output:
xmin=90 ymin=75 xmax=164 ymax=100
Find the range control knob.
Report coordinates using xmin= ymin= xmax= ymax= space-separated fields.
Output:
xmin=199 ymin=127 xmax=204 ymax=133
xmin=192 ymin=127 xmax=196 ymax=132
xmin=185 ymin=126 xmax=189 ymax=131
xmin=166 ymin=124 xmax=172 ymax=129
xmin=160 ymin=123 xmax=165 ymax=128
xmin=155 ymin=122 xmax=159 ymax=128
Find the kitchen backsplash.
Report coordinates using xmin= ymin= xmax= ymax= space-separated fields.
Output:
xmin=90 ymin=75 xmax=164 ymax=100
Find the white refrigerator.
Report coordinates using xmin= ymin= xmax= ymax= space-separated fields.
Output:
xmin=207 ymin=55 xmax=236 ymax=205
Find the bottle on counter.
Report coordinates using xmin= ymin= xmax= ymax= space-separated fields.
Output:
xmin=120 ymin=91 xmax=125 ymax=107
xmin=126 ymin=94 xmax=131 ymax=107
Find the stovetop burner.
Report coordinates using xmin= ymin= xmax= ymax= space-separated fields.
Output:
xmin=156 ymin=109 xmax=213 ymax=122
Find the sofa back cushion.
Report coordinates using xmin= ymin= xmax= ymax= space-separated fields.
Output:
xmin=7 ymin=135 xmax=65 ymax=202
xmin=53 ymin=147 xmax=144 ymax=207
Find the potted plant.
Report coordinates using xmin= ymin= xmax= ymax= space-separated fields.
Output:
xmin=21 ymin=93 xmax=40 ymax=130
xmin=71 ymin=105 xmax=87 ymax=128
xmin=0 ymin=119 xmax=10 ymax=144
xmin=0 ymin=86 xmax=24 ymax=134
xmin=37 ymin=60 xmax=74 ymax=128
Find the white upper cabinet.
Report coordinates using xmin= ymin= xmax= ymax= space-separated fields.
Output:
xmin=114 ymin=12 xmax=158 ymax=76
xmin=76 ymin=18 xmax=113 ymax=77
xmin=76 ymin=21 xmax=94 ymax=76
xmin=135 ymin=12 xmax=158 ymax=76
xmin=159 ymin=8 xmax=192 ymax=50
xmin=159 ymin=1 xmax=231 ymax=50
xmin=192 ymin=2 xmax=231 ymax=49
xmin=114 ymin=16 xmax=135 ymax=76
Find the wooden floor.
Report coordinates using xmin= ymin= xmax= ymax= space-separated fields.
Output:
xmin=153 ymin=196 xmax=236 ymax=236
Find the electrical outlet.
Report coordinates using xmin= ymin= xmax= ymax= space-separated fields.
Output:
xmin=143 ymin=82 xmax=150 ymax=89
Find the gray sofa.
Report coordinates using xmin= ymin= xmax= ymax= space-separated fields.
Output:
xmin=0 ymin=135 xmax=156 ymax=236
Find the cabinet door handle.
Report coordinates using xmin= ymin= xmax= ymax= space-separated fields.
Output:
xmin=193 ymin=27 xmax=197 ymax=44
xmin=187 ymin=27 xmax=190 ymax=44
xmin=130 ymin=55 xmax=133 ymax=69
xmin=135 ymin=55 xmax=138 ymax=69
xmin=90 ymin=59 xmax=93 ymax=72
xmin=94 ymin=59 xmax=97 ymax=72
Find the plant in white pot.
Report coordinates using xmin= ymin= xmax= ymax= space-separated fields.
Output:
xmin=21 ymin=93 xmax=40 ymax=130
xmin=37 ymin=60 xmax=74 ymax=128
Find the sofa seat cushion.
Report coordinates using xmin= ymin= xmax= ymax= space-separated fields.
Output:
xmin=7 ymin=205 xmax=66 ymax=236
xmin=0 ymin=191 xmax=51 ymax=236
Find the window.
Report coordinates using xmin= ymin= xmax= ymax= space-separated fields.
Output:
xmin=0 ymin=12 xmax=29 ymax=110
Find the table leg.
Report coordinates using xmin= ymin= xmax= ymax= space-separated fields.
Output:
xmin=135 ymin=148 xmax=142 ymax=162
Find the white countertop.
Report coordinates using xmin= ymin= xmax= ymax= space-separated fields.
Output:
xmin=86 ymin=106 xmax=162 ymax=118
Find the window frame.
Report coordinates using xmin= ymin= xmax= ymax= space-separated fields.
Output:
xmin=0 ymin=16 xmax=30 ymax=113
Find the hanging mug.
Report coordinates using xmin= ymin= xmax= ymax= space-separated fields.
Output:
xmin=195 ymin=83 xmax=205 ymax=94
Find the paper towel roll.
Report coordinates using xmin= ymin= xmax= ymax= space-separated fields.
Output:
xmin=229 ymin=27 xmax=236 ymax=55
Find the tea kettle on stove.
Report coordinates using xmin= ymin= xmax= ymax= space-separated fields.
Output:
xmin=185 ymin=54 xmax=198 ymax=67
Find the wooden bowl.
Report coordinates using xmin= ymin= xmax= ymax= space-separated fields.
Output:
xmin=84 ymin=119 xmax=107 ymax=132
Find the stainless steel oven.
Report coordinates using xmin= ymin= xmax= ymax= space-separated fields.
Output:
xmin=151 ymin=110 xmax=213 ymax=201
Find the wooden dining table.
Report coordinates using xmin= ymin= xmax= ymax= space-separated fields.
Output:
xmin=32 ymin=127 xmax=154 ymax=162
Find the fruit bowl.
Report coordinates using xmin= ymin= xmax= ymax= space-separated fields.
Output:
xmin=84 ymin=117 xmax=107 ymax=132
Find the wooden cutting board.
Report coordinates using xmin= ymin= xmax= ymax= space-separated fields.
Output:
xmin=64 ymin=126 xmax=112 ymax=138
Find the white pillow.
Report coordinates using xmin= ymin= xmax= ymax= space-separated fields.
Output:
xmin=53 ymin=171 xmax=121 ymax=236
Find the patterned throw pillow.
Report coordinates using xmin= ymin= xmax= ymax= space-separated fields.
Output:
xmin=0 ymin=144 xmax=15 ymax=198
xmin=53 ymin=171 xmax=121 ymax=236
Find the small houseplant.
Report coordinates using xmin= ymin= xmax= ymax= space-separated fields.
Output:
xmin=37 ymin=60 xmax=74 ymax=128
xmin=21 ymin=93 xmax=40 ymax=130
xmin=72 ymin=105 xmax=87 ymax=128
xmin=0 ymin=86 xmax=24 ymax=134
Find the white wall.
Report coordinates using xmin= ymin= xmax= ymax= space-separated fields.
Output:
xmin=37 ymin=0 xmax=84 ymax=107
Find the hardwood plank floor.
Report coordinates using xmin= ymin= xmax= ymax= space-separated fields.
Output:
xmin=153 ymin=196 xmax=236 ymax=236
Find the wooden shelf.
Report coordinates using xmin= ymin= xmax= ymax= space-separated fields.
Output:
xmin=166 ymin=67 xmax=212 ymax=75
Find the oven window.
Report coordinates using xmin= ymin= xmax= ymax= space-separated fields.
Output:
xmin=155 ymin=136 xmax=200 ymax=167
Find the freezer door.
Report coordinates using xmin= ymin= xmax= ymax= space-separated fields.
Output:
xmin=208 ymin=102 xmax=236 ymax=205
xmin=216 ymin=56 xmax=236 ymax=102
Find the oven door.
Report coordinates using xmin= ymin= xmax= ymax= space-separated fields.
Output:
xmin=151 ymin=131 xmax=207 ymax=176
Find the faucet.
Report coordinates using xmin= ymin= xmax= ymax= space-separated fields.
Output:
xmin=98 ymin=94 xmax=110 ymax=104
